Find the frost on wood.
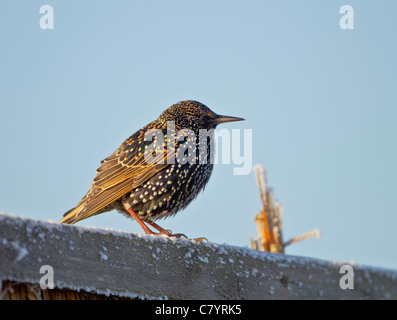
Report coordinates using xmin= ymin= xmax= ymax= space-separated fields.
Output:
xmin=0 ymin=212 xmax=396 ymax=300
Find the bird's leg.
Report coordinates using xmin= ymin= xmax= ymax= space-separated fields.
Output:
xmin=123 ymin=203 xmax=186 ymax=238
xmin=145 ymin=220 xmax=172 ymax=234
xmin=124 ymin=206 xmax=157 ymax=235
xmin=123 ymin=203 xmax=206 ymax=242
xmin=147 ymin=220 xmax=208 ymax=242
xmin=145 ymin=220 xmax=188 ymax=239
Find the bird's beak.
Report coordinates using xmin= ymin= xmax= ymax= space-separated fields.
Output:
xmin=213 ymin=114 xmax=245 ymax=124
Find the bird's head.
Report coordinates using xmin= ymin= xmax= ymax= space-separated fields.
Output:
xmin=158 ymin=100 xmax=244 ymax=131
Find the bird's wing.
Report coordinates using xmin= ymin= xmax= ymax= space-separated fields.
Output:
xmin=62 ymin=125 xmax=175 ymax=223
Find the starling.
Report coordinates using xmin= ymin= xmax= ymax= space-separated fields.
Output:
xmin=61 ymin=100 xmax=244 ymax=240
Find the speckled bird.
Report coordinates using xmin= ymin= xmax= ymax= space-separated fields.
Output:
xmin=61 ymin=100 xmax=244 ymax=240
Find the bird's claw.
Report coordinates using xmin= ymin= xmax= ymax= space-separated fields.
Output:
xmin=159 ymin=230 xmax=188 ymax=239
xmin=192 ymin=237 xmax=208 ymax=243
xmin=169 ymin=233 xmax=189 ymax=239
xmin=159 ymin=229 xmax=173 ymax=235
xmin=158 ymin=231 xmax=208 ymax=242
xmin=146 ymin=225 xmax=207 ymax=242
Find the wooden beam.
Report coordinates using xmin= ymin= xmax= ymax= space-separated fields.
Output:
xmin=1 ymin=213 xmax=396 ymax=299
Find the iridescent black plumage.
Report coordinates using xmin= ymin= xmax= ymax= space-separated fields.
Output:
xmin=61 ymin=100 xmax=244 ymax=236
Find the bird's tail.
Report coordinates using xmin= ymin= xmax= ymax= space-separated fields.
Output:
xmin=60 ymin=203 xmax=86 ymax=224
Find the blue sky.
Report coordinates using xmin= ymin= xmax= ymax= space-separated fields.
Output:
xmin=1 ymin=1 xmax=396 ymax=270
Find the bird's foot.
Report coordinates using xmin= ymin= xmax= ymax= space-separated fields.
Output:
xmin=155 ymin=228 xmax=208 ymax=242
xmin=158 ymin=229 xmax=188 ymax=239
xmin=149 ymin=228 xmax=208 ymax=242
xmin=191 ymin=237 xmax=208 ymax=242
xmin=160 ymin=233 xmax=208 ymax=242
xmin=124 ymin=208 xmax=208 ymax=242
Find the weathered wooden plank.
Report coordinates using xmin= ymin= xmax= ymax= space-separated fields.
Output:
xmin=0 ymin=213 xmax=396 ymax=299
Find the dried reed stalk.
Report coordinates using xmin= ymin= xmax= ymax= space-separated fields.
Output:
xmin=251 ymin=165 xmax=321 ymax=253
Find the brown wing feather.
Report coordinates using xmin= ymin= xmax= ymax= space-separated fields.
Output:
xmin=61 ymin=124 xmax=173 ymax=224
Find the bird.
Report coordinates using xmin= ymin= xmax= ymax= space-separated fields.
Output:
xmin=61 ymin=100 xmax=244 ymax=240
